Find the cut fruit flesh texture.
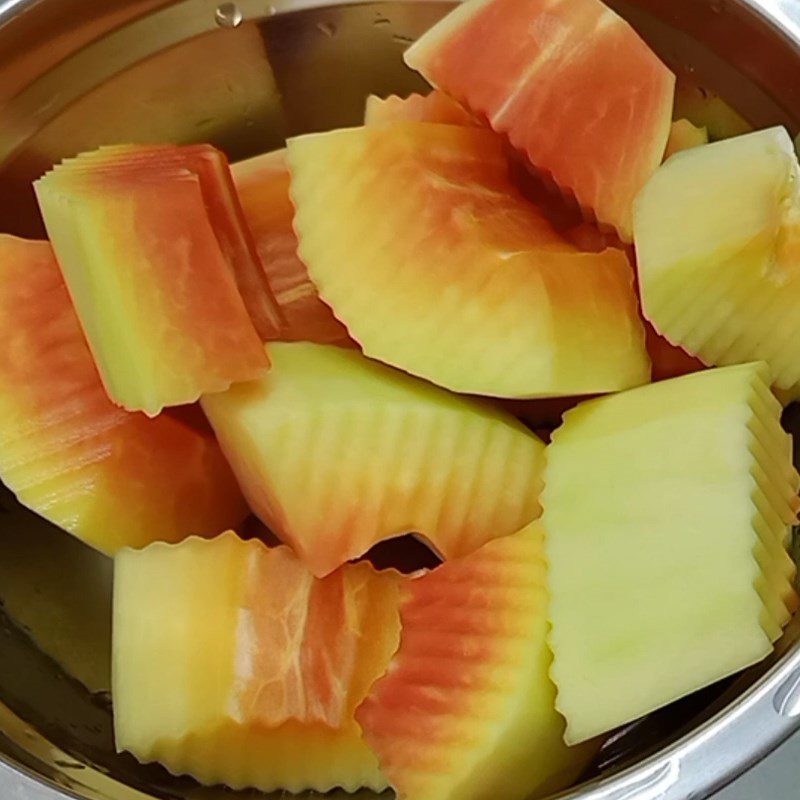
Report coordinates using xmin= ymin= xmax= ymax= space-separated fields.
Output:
xmin=113 ymin=532 xmax=399 ymax=792
xmin=201 ymin=342 xmax=546 ymax=577
xmin=365 ymin=91 xmax=477 ymax=126
xmin=234 ymin=546 xmax=402 ymax=729
xmin=52 ymin=144 xmax=283 ymax=339
xmin=664 ymin=118 xmax=709 ymax=160
xmin=634 ymin=126 xmax=800 ymax=396
xmin=287 ymin=122 xmax=650 ymax=398
xmin=405 ymin=0 xmax=675 ymax=241
xmin=356 ymin=521 xmax=596 ymax=800
xmin=36 ymin=154 xmax=269 ymax=415
xmin=645 ymin=120 xmax=708 ymax=380
xmin=543 ymin=362 xmax=799 ymax=744
xmin=0 ymin=235 xmax=248 ymax=553
xmin=231 ymin=149 xmax=351 ymax=344
xmin=365 ymin=90 xmax=616 ymax=255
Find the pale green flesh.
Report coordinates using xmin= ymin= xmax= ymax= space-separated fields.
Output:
xmin=202 ymin=343 xmax=545 ymax=576
xmin=543 ymin=363 xmax=796 ymax=744
xmin=634 ymin=127 xmax=800 ymax=392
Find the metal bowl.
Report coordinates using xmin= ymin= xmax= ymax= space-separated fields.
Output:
xmin=1 ymin=1 xmax=800 ymax=798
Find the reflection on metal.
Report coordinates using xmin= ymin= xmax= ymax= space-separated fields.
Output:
xmin=774 ymin=667 xmax=800 ymax=717
xmin=600 ymin=760 xmax=680 ymax=800
xmin=214 ymin=2 xmax=243 ymax=27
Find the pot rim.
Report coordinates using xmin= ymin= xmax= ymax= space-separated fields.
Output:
xmin=0 ymin=0 xmax=799 ymax=798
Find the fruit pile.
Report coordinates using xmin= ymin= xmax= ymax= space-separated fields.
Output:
xmin=1 ymin=0 xmax=798 ymax=797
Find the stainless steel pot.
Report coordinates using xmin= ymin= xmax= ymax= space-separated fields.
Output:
xmin=1 ymin=1 xmax=800 ymax=798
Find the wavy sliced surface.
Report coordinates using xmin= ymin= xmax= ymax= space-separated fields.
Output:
xmin=288 ymin=122 xmax=650 ymax=398
xmin=635 ymin=126 xmax=800 ymax=396
xmin=232 ymin=149 xmax=350 ymax=344
xmin=55 ymin=143 xmax=282 ymax=339
xmin=35 ymin=145 xmax=270 ymax=414
xmin=0 ymin=235 xmax=247 ymax=553
xmin=113 ymin=532 xmax=398 ymax=792
xmin=405 ymin=0 xmax=675 ymax=239
xmin=201 ymin=342 xmax=546 ymax=576
xmin=544 ymin=362 xmax=799 ymax=744
xmin=365 ymin=91 xmax=476 ymax=126
xmin=357 ymin=522 xmax=596 ymax=800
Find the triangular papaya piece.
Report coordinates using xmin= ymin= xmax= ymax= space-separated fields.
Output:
xmin=357 ymin=521 xmax=596 ymax=800
xmin=288 ymin=122 xmax=650 ymax=398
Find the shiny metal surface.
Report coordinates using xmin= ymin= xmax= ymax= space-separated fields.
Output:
xmin=1 ymin=1 xmax=800 ymax=798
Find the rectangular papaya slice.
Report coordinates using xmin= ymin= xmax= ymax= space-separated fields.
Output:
xmin=405 ymin=0 xmax=675 ymax=240
xmin=543 ymin=362 xmax=799 ymax=744
xmin=0 ymin=235 xmax=248 ymax=553
xmin=231 ymin=149 xmax=350 ymax=344
xmin=52 ymin=143 xmax=283 ymax=341
xmin=113 ymin=532 xmax=399 ymax=792
xmin=35 ymin=145 xmax=271 ymax=415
